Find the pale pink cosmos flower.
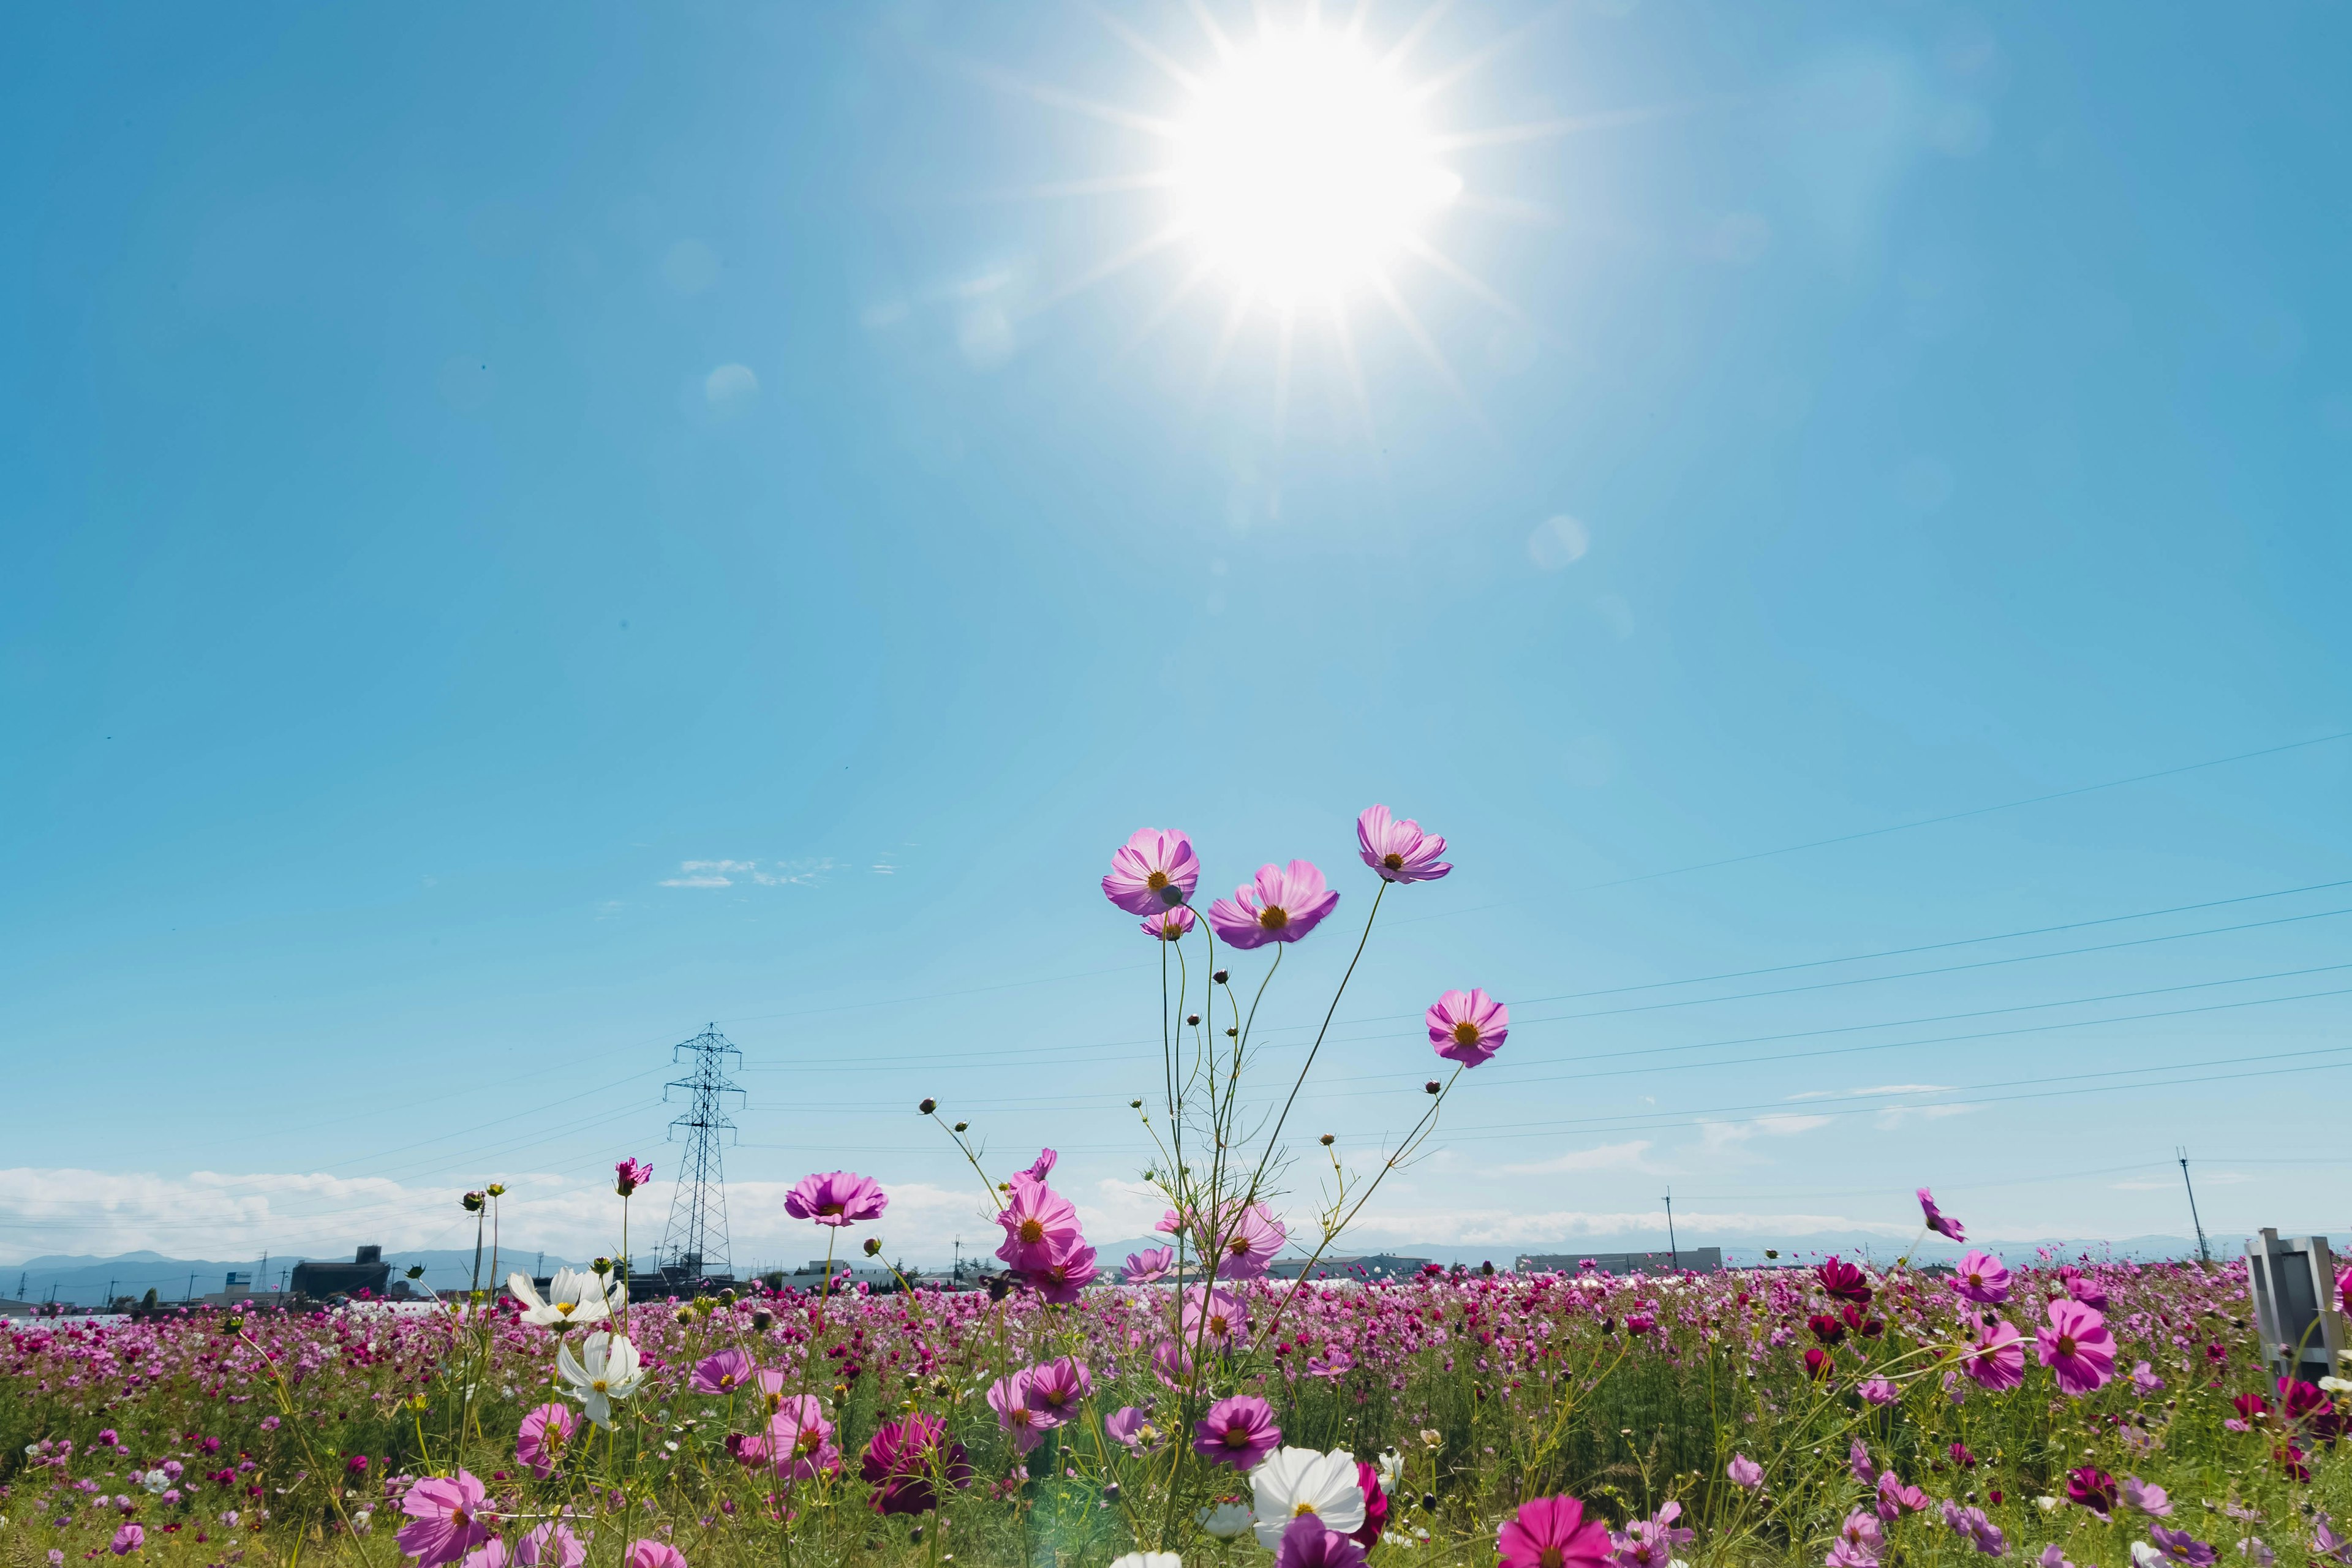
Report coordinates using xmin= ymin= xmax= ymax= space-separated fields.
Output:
xmin=2132 ymin=1361 xmax=2166 ymax=1396
xmin=1942 ymin=1502 xmax=2006 ymax=1558
xmin=110 ymin=1526 xmax=143 ymax=1558
xmin=1849 ymin=1438 xmax=1879 ymax=1485
xmin=1727 ymin=1453 xmax=1764 ymax=1489
xmin=1104 ymin=1406 xmax=1156 ymax=1451
xmin=1357 ymin=806 xmax=1452 ymax=884
xmin=1102 ymin=829 xmax=1200 ymax=915
xmin=1427 ymin=989 xmax=1507 ymax=1068
xmin=1876 ymin=1474 xmax=1928 ymax=1520
xmin=1142 ymin=907 xmax=1196 ymax=941
xmin=1182 ymin=1285 xmax=1249 ymax=1346
xmin=515 ymin=1525 xmax=585 ymax=1568
xmin=995 ymin=1181 xmax=1084 ymax=1273
xmin=2038 ymin=1297 xmax=2118 ymax=1396
xmin=462 ymin=1543 xmax=508 ymax=1568
xmin=690 ymin=1348 xmax=754 ymax=1396
xmin=1211 ymin=1204 xmax=1287 ymax=1280
xmin=1124 ymin=1247 xmax=1174 ymax=1283
xmin=516 ymin=1403 xmax=577 ymax=1479
xmin=1953 ymin=1250 xmax=2011 ymax=1305
xmin=1962 ymin=1314 xmax=2025 ymax=1392
xmin=2124 ymin=1477 xmax=2173 ymax=1518
xmin=989 ymin=1370 xmax=1048 ymax=1455
xmin=1207 ymin=861 xmax=1340 ymax=949
xmin=1858 ymin=1378 xmax=1899 ymax=1406
xmin=1826 ymin=1510 xmax=1884 ymax=1568
xmin=627 ymin=1543 xmax=687 ymax=1568
xmin=1150 ymin=1336 xmax=1194 ymax=1389
xmin=396 ymin=1472 xmax=492 ymax=1567
xmin=1024 ymin=1357 xmax=1091 ymax=1423
xmin=784 ymin=1171 xmax=887 ymax=1227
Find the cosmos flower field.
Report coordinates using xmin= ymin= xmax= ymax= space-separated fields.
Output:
xmin=6 ymin=811 xmax=2345 ymax=1568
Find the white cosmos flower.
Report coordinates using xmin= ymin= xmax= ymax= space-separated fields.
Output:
xmin=1249 ymin=1447 xmax=1366 ymax=1550
xmin=508 ymin=1268 xmax=623 ymax=1328
xmin=1376 ymin=1448 xmax=1404 ymax=1493
xmin=556 ymin=1332 xmax=646 ymax=1428
xmin=1199 ymin=1503 xmax=1254 ymax=1541
xmin=1110 ymin=1555 xmax=1182 ymax=1568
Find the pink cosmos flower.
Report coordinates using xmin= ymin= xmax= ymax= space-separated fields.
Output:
xmin=995 ymin=1180 xmax=1084 ymax=1273
xmin=1104 ymin=1406 xmax=1155 ymax=1451
xmin=1206 ymin=861 xmax=1340 ymax=949
xmin=1194 ymin=1395 xmax=1281 ymax=1471
xmin=1817 ymin=1257 xmax=1872 ymax=1304
xmin=462 ymin=1544 xmax=508 ymax=1568
xmin=690 ymin=1349 xmax=755 ymax=1396
xmin=1182 ymin=1286 xmax=1249 ymax=1346
xmin=989 ymin=1370 xmax=1048 ymax=1455
xmin=2149 ymin=1527 xmax=2218 ymax=1567
xmin=1857 ymin=1378 xmax=1899 ymax=1407
xmin=1278 ymin=1516 xmax=1368 ymax=1568
xmin=1727 ymin=1454 xmax=1764 ymax=1489
xmin=2124 ymin=1477 xmax=2173 ymax=1518
xmin=1942 ymin=1502 xmax=2006 ymax=1557
xmin=860 ymin=1414 xmax=972 ymax=1515
xmin=1350 ymin=1463 xmax=1392 ymax=1548
xmin=2060 ymin=1265 xmax=2109 ymax=1310
xmin=516 ymin=1403 xmax=577 ymax=1480
xmin=1142 ymin=907 xmax=1196 ymax=941
xmin=1211 ymin=1204 xmax=1287 ymax=1280
xmin=514 ymin=1525 xmax=585 ymax=1568
xmin=2313 ymin=1515 xmax=2352 ymax=1567
xmin=1848 ymin=1439 xmax=1879 ymax=1486
xmin=1826 ymin=1510 xmax=1884 ymax=1568
xmin=1357 ymin=805 xmax=1452 ymax=884
xmin=2132 ymin=1361 xmax=2166 ymax=1396
xmin=1498 ymin=1496 xmax=1613 ymax=1568
xmin=613 ymin=1158 xmax=652 ymax=1197
xmin=2068 ymin=1467 xmax=2119 ymax=1518
xmin=785 ymin=1171 xmax=887 ymax=1227
xmin=1962 ymin=1314 xmax=2025 ymax=1391
xmin=1613 ymin=1503 xmax=1692 ymax=1568
xmin=1875 ymin=1474 xmax=1928 ymax=1520
xmin=626 ymin=1543 xmax=687 ymax=1568
xmin=1102 ymin=829 xmax=1200 ymax=915
xmin=1918 ymin=1187 xmax=1966 ymax=1242
xmin=1150 ymin=1337 xmax=1194 ymax=1389
xmin=1026 ymin=1244 xmax=1098 ymax=1303
xmin=110 ymin=1526 xmax=143 ymax=1557
xmin=1427 ymin=989 xmax=1508 ymax=1068
xmin=2037 ymin=1298 xmax=2117 ymax=1396
xmin=396 ymin=1472 xmax=492 ymax=1567
xmin=745 ymin=1395 xmax=837 ymax=1482
xmin=1953 ymin=1250 xmax=2011 ymax=1304
xmin=1023 ymin=1357 xmax=1091 ymax=1423
xmin=1124 ymin=1247 xmax=1174 ymax=1283
xmin=2041 ymin=1548 xmax=2079 ymax=1568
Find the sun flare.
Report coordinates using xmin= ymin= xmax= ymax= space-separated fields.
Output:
xmin=1174 ymin=29 xmax=1460 ymax=302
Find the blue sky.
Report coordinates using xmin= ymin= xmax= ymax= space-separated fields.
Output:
xmin=4 ymin=2 xmax=2350 ymax=1275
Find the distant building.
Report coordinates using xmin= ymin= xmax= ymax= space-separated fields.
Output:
xmin=1268 ymin=1254 xmax=1433 ymax=1281
xmin=1517 ymin=1248 xmax=1724 ymax=1275
xmin=289 ymin=1246 xmax=391 ymax=1301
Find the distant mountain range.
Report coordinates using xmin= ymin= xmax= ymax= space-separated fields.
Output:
xmin=1 ymin=1230 xmax=2259 ymax=1308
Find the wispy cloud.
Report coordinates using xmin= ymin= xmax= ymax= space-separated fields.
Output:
xmin=1499 ymin=1140 xmax=1654 ymax=1177
xmin=1873 ymin=1102 xmax=1974 ymax=1129
xmin=1700 ymin=1114 xmax=1832 ymax=1151
xmin=658 ymin=858 xmax=834 ymax=889
xmin=1788 ymin=1083 xmax=1954 ymax=1102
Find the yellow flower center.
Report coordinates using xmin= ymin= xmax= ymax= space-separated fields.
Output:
xmin=556 ymin=1302 xmax=576 ymax=1316
xmin=1258 ymin=905 xmax=1289 ymax=930
xmin=2056 ymin=1335 xmax=2077 ymax=1357
xmin=591 ymin=1379 xmax=608 ymax=1392
xmin=1384 ymin=853 xmax=1404 ymax=870
xmin=1019 ymin=1218 xmax=1046 ymax=1244
xmin=1452 ymin=1020 xmax=1481 ymax=1047
xmin=1147 ymin=870 xmax=1169 ymax=890
xmin=1539 ymin=1550 xmax=1564 ymax=1568
xmin=1292 ymin=1503 xmax=1319 ymax=1518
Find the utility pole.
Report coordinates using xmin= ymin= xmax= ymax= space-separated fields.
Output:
xmin=2177 ymin=1147 xmax=2212 ymax=1266
xmin=186 ymin=1273 xmax=196 ymax=1302
xmin=1663 ymin=1188 xmax=1679 ymax=1268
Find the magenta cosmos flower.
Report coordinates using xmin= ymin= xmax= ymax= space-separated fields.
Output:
xmin=1817 ymin=1257 xmax=1872 ymax=1305
xmin=995 ymin=1180 xmax=1084 ymax=1272
xmin=613 ymin=1158 xmax=652 ymax=1197
xmin=785 ymin=1171 xmax=887 ymax=1226
xmin=515 ymin=1525 xmax=585 ymax=1568
xmin=2038 ymin=1298 xmax=2117 ymax=1395
xmin=396 ymin=1472 xmax=492 ymax=1567
xmin=1357 ymin=805 xmax=1452 ymax=884
xmin=1962 ymin=1313 xmax=2025 ymax=1391
xmin=1498 ymin=1496 xmax=1613 ymax=1568
xmin=1024 ymin=1356 xmax=1092 ymax=1423
xmin=1427 ymin=989 xmax=1507 ymax=1068
xmin=110 ymin=1526 xmax=143 ymax=1558
xmin=1278 ymin=1517 xmax=1368 ymax=1568
xmin=989 ymin=1369 xmax=1049 ymax=1455
xmin=1102 ymin=828 xmax=1200 ymax=914
xmin=1953 ymin=1250 xmax=2011 ymax=1305
xmin=859 ymin=1414 xmax=972 ymax=1516
xmin=1027 ymin=1243 xmax=1098 ymax=1303
xmin=626 ymin=1544 xmax=687 ymax=1568
xmin=516 ymin=1402 xmax=577 ymax=1479
xmin=1727 ymin=1455 xmax=1763 ymax=1490
xmin=1207 ymin=861 xmax=1340 ymax=949
xmin=690 ymin=1348 xmax=755 ymax=1396
xmin=1194 ymin=1394 xmax=1281 ymax=1471
xmin=1917 ymin=1187 xmax=1965 ymax=1242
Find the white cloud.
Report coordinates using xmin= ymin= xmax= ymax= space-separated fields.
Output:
xmin=1699 ymin=1114 xmax=1832 ymax=1151
xmin=659 ymin=858 xmax=833 ymax=889
xmin=1788 ymin=1084 xmax=1954 ymax=1101
xmin=1498 ymin=1140 xmax=1654 ymax=1177
xmin=1873 ymin=1102 xmax=1975 ymax=1130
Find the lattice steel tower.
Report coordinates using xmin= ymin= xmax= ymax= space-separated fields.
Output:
xmin=659 ymin=1024 xmax=745 ymax=1279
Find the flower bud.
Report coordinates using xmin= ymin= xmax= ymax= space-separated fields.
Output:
xmin=484 ymin=1183 xmax=506 ymax=1197
xmin=1319 ymin=1134 xmax=1335 ymax=1146
xmin=592 ymin=1257 xmax=612 ymax=1275
xmin=750 ymin=1310 xmax=774 ymax=1332
xmin=1186 ymin=1014 xmax=1200 ymax=1026
xmin=862 ymin=1237 xmax=882 ymax=1257
xmin=1424 ymin=1080 xmax=1441 ymax=1095
xmin=1212 ymin=970 xmax=1229 ymax=984
xmin=461 ymin=1191 xmax=484 ymax=1212
xmin=954 ymin=1121 xmax=969 ymax=1133
xmin=918 ymin=1098 xmax=937 ymax=1115
xmin=1129 ymin=1099 xmax=1144 ymax=1109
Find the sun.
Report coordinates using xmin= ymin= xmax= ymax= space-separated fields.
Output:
xmin=1172 ymin=28 xmax=1461 ymax=303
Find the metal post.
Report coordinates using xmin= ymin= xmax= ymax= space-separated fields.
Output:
xmin=2177 ymin=1147 xmax=2211 ymax=1265
xmin=1663 ymin=1188 xmax=1678 ymax=1268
